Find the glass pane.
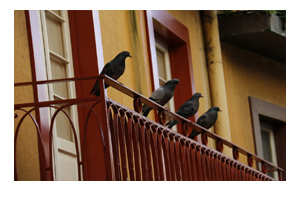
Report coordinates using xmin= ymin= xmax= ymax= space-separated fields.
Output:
xmin=261 ymin=129 xmax=276 ymax=178
xmin=46 ymin=16 xmax=64 ymax=56
xmin=50 ymin=59 xmax=68 ymax=98
xmin=54 ymin=103 xmax=73 ymax=142
xmin=261 ymin=130 xmax=273 ymax=163
xmin=156 ymin=50 xmax=166 ymax=81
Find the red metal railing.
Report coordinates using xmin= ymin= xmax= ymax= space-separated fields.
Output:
xmin=14 ymin=75 xmax=283 ymax=181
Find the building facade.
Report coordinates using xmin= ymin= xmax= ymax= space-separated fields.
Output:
xmin=14 ymin=10 xmax=286 ymax=181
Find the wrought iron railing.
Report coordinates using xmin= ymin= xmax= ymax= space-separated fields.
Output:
xmin=14 ymin=75 xmax=283 ymax=181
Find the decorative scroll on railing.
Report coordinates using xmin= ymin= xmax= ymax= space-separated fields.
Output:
xmin=14 ymin=75 xmax=283 ymax=181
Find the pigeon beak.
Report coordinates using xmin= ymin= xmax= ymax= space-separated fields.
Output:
xmin=129 ymin=54 xmax=132 ymax=58
xmin=219 ymin=109 xmax=222 ymax=112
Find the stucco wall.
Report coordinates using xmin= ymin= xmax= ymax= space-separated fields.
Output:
xmin=14 ymin=10 xmax=40 ymax=181
xmin=221 ymin=41 xmax=286 ymax=159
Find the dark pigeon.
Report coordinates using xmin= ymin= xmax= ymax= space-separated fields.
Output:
xmin=90 ymin=51 xmax=132 ymax=96
xmin=165 ymin=93 xmax=203 ymax=128
xmin=188 ymin=106 xmax=221 ymax=139
xmin=142 ymin=79 xmax=180 ymax=117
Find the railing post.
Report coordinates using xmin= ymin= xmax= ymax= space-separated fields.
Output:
xmin=98 ymin=77 xmax=115 ymax=181
xmin=278 ymin=169 xmax=282 ymax=181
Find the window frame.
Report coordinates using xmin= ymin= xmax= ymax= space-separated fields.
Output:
xmin=249 ymin=96 xmax=286 ymax=180
xmin=145 ymin=10 xmax=197 ymax=132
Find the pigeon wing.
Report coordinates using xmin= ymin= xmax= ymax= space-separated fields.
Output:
xmin=178 ymin=101 xmax=196 ymax=117
xmin=197 ymin=113 xmax=208 ymax=128
xmin=149 ymin=87 xmax=165 ymax=104
xmin=100 ymin=62 xmax=115 ymax=77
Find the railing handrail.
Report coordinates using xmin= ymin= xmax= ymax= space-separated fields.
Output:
xmin=14 ymin=75 xmax=284 ymax=177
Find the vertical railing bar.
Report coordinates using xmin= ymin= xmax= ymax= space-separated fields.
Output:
xmin=185 ymin=142 xmax=192 ymax=181
xmin=209 ymin=152 xmax=216 ymax=181
xmin=174 ymin=138 xmax=182 ymax=181
xmin=180 ymin=140 xmax=188 ymax=181
xmin=205 ymin=150 xmax=212 ymax=181
xmin=118 ymin=109 xmax=128 ymax=181
xmin=157 ymin=129 xmax=165 ymax=180
xmin=190 ymin=145 xmax=196 ymax=181
xmin=195 ymin=147 xmax=203 ymax=181
xmin=162 ymin=132 xmax=171 ymax=181
xmin=241 ymin=166 xmax=245 ymax=181
xmin=109 ymin=106 xmax=121 ymax=180
xmin=138 ymin=120 xmax=149 ymax=181
xmin=213 ymin=154 xmax=220 ymax=181
xmin=221 ymin=157 xmax=227 ymax=181
xmin=230 ymin=161 xmax=235 ymax=181
xmin=132 ymin=117 xmax=141 ymax=181
xmin=201 ymin=148 xmax=207 ymax=181
xmin=226 ymin=159 xmax=232 ymax=181
xmin=236 ymin=164 xmax=241 ymax=181
xmin=145 ymin=123 xmax=154 ymax=181
xmin=150 ymin=126 xmax=160 ymax=181
xmin=124 ymin=112 xmax=135 ymax=181
xmin=168 ymin=134 xmax=176 ymax=181
xmin=246 ymin=168 xmax=250 ymax=181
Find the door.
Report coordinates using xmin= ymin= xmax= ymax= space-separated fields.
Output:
xmin=39 ymin=10 xmax=81 ymax=180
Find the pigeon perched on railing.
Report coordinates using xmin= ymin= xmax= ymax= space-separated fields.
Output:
xmin=188 ymin=106 xmax=221 ymax=139
xmin=165 ymin=93 xmax=203 ymax=128
xmin=90 ymin=51 xmax=132 ymax=96
xmin=142 ymin=79 xmax=180 ymax=117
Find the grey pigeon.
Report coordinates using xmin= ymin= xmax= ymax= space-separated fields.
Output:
xmin=142 ymin=79 xmax=180 ymax=117
xmin=165 ymin=93 xmax=203 ymax=128
xmin=90 ymin=51 xmax=132 ymax=96
xmin=188 ymin=106 xmax=221 ymax=139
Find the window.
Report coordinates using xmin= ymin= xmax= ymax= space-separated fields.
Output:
xmin=249 ymin=96 xmax=286 ymax=180
xmin=40 ymin=10 xmax=80 ymax=180
xmin=260 ymin=122 xmax=278 ymax=179
xmin=155 ymin=36 xmax=176 ymax=131
xmin=146 ymin=10 xmax=197 ymax=133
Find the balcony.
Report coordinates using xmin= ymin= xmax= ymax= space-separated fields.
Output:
xmin=14 ymin=75 xmax=283 ymax=181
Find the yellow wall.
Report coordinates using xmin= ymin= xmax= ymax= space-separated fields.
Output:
xmin=98 ymin=10 xmax=211 ymax=123
xmin=98 ymin=10 xmax=153 ymax=113
xmin=221 ymin=42 xmax=286 ymax=160
xmin=14 ymin=10 xmax=40 ymax=181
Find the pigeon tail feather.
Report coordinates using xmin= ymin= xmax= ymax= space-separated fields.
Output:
xmin=188 ymin=130 xmax=200 ymax=139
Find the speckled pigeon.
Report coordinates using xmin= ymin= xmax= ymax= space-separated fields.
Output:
xmin=142 ymin=79 xmax=180 ymax=117
xmin=90 ymin=51 xmax=132 ymax=96
xmin=188 ymin=106 xmax=221 ymax=139
xmin=165 ymin=93 xmax=203 ymax=128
